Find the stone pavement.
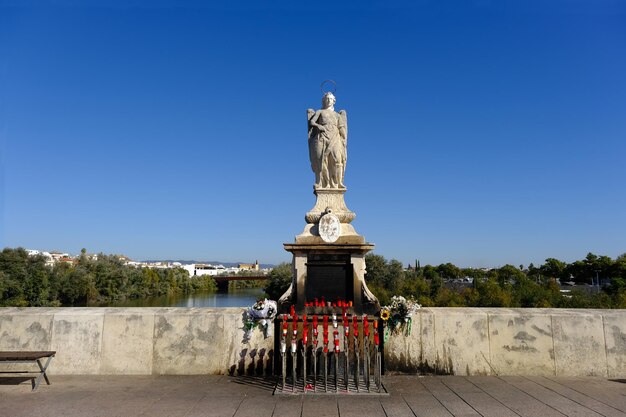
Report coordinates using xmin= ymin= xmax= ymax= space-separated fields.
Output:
xmin=0 ymin=375 xmax=625 ymax=417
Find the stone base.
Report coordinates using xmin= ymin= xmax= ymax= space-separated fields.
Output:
xmin=305 ymin=188 xmax=355 ymax=224
xmin=279 ymin=242 xmax=380 ymax=315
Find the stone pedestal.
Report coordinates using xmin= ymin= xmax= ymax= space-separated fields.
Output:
xmin=279 ymin=242 xmax=379 ymax=315
xmin=296 ymin=187 xmax=363 ymax=244
xmin=279 ymin=187 xmax=380 ymax=315
xmin=305 ymin=188 xmax=355 ymax=224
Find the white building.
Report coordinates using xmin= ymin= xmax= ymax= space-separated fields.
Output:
xmin=183 ymin=263 xmax=230 ymax=276
xmin=27 ymin=249 xmax=64 ymax=267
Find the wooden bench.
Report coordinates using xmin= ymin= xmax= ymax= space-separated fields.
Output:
xmin=0 ymin=351 xmax=56 ymax=391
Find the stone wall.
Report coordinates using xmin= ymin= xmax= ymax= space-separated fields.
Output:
xmin=0 ymin=307 xmax=273 ymax=376
xmin=385 ymin=308 xmax=626 ymax=377
xmin=0 ymin=307 xmax=624 ymax=377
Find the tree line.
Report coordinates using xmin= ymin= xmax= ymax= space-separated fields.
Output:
xmin=0 ymin=248 xmax=216 ymax=307
xmin=4 ymin=246 xmax=625 ymax=309
xmin=265 ymin=252 xmax=626 ymax=308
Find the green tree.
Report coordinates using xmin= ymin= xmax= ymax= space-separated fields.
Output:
xmin=512 ymin=275 xmax=553 ymax=307
xmin=565 ymin=260 xmax=587 ymax=284
xmin=436 ymin=263 xmax=461 ymax=280
xmin=363 ymin=254 xmax=387 ymax=288
xmin=264 ymin=263 xmax=292 ymax=300
xmin=363 ymin=254 xmax=406 ymax=304
xmin=58 ymin=266 xmax=95 ymax=305
xmin=582 ymin=252 xmax=614 ymax=285
xmin=473 ymin=277 xmax=512 ymax=307
xmin=0 ymin=248 xmax=29 ymax=305
xmin=191 ymin=274 xmax=218 ymax=292
xmin=401 ymin=269 xmax=431 ymax=305
xmin=23 ymin=254 xmax=50 ymax=306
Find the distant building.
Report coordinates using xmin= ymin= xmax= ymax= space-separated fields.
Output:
xmin=183 ymin=263 xmax=227 ymax=276
xmin=59 ymin=256 xmax=76 ymax=265
xmin=26 ymin=249 xmax=55 ymax=267
xmin=238 ymin=260 xmax=260 ymax=271
xmin=49 ymin=251 xmax=70 ymax=262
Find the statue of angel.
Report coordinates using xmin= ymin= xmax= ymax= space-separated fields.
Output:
xmin=307 ymin=92 xmax=347 ymax=189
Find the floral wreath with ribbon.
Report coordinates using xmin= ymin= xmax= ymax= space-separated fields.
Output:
xmin=380 ymin=295 xmax=420 ymax=342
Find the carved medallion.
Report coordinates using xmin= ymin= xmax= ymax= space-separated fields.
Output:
xmin=318 ymin=213 xmax=341 ymax=243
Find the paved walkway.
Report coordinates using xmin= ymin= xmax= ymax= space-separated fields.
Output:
xmin=0 ymin=375 xmax=625 ymax=417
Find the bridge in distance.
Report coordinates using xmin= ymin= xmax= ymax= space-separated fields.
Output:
xmin=211 ymin=275 xmax=267 ymax=291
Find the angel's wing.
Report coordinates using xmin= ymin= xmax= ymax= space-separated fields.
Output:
xmin=307 ymin=109 xmax=316 ymax=140
xmin=339 ymin=110 xmax=348 ymax=141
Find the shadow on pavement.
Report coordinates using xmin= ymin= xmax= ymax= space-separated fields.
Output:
xmin=0 ymin=376 xmax=34 ymax=386
xmin=229 ymin=375 xmax=277 ymax=393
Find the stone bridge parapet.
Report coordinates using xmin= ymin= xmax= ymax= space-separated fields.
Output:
xmin=0 ymin=307 xmax=624 ymax=377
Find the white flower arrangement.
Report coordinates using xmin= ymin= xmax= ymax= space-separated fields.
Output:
xmin=380 ymin=295 xmax=421 ymax=339
xmin=243 ymin=298 xmax=277 ymax=341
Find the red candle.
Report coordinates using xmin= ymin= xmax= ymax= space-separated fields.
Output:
xmin=321 ymin=296 xmax=325 ymax=306
xmin=313 ymin=315 xmax=318 ymax=337
xmin=353 ymin=315 xmax=359 ymax=337
xmin=290 ymin=305 xmax=295 ymax=317
xmin=348 ymin=301 xmax=353 ymax=307
xmin=302 ymin=315 xmax=307 ymax=342
xmin=374 ymin=317 xmax=379 ymax=346
xmin=363 ymin=315 xmax=369 ymax=337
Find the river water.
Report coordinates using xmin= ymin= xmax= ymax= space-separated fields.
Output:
xmin=97 ymin=287 xmax=266 ymax=308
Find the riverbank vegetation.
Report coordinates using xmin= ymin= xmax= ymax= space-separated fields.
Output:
xmin=3 ymin=246 xmax=625 ymax=309
xmin=265 ymin=253 xmax=626 ymax=308
xmin=0 ymin=248 xmax=216 ymax=307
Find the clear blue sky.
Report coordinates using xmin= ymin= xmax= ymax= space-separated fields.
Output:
xmin=1 ymin=0 xmax=625 ymax=267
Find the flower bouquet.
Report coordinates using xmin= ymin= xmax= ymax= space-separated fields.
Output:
xmin=243 ymin=298 xmax=277 ymax=341
xmin=380 ymin=295 xmax=420 ymax=340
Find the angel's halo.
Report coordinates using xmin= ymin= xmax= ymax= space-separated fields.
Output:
xmin=320 ymin=79 xmax=337 ymax=95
